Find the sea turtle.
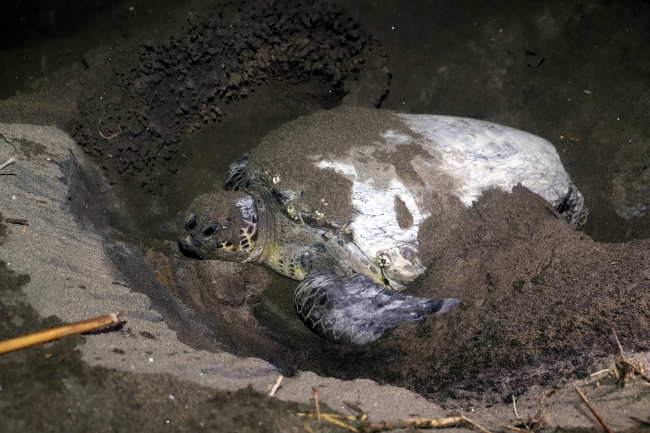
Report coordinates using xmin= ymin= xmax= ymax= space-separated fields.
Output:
xmin=179 ymin=107 xmax=587 ymax=345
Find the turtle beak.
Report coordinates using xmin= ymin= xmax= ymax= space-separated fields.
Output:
xmin=182 ymin=235 xmax=200 ymax=248
xmin=179 ymin=234 xmax=201 ymax=258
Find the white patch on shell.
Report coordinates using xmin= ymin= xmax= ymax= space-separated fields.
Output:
xmin=396 ymin=114 xmax=573 ymax=207
xmin=315 ymin=160 xmax=427 ymax=283
xmin=381 ymin=130 xmax=411 ymax=145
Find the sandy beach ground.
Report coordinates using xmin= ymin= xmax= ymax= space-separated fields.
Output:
xmin=1 ymin=0 xmax=649 ymax=431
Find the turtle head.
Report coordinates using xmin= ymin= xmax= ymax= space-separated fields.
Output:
xmin=179 ymin=191 xmax=259 ymax=262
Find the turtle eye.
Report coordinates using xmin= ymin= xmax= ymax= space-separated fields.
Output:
xmin=184 ymin=215 xmax=197 ymax=231
xmin=203 ymin=224 xmax=217 ymax=236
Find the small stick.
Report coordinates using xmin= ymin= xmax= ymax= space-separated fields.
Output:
xmin=4 ymin=218 xmax=28 ymax=225
xmin=512 ymin=395 xmax=520 ymax=418
xmin=461 ymin=415 xmax=492 ymax=433
xmin=590 ymin=368 xmax=612 ymax=377
xmin=532 ymin=390 xmax=553 ymax=432
xmin=611 ymin=328 xmax=650 ymax=382
xmin=303 ymin=422 xmax=313 ymax=433
xmin=321 ymin=414 xmax=359 ymax=432
xmin=620 ymin=358 xmax=650 ymax=382
xmin=343 ymin=400 xmax=364 ymax=416
xmin=98 ymin=118 xmax=121 ymax=140
xmin=0 ymin=311 xmax=125 ymax=355
xmin=268 ymin=375 xmax=283 ymax=397
xmin=312 ymin=386 xmax=321 ymax=425
xmin=630 ymin=415 xmax=650 ymax=425
xmin=0 ymin=157 xmax=15 ymax=170
xmin=360 ymin=416 xmax=464 ymax=432
xmin=297 ymin=413 xmax=357 ymax=421
xmin=612 ymin=329 xmax=624 ymax=357
xmin=574 ymin=387 xmax=613 ymax=433
xmin=504 ymin=426 xmax=528 ymax=433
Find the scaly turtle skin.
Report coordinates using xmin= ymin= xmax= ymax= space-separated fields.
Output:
xmin=180 ymin=107 xmax=587 ymax=345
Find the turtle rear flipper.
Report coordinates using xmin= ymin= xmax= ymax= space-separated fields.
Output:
xmin=295 ymin=268 xmax=459 ymax=345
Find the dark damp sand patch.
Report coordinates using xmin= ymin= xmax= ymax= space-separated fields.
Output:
xmin=0 ymin=0 xmax=390 ymax=246
xmin=0 ymin=261 xmax=341 ymax=433
xmin=393 ymin=195 xmax=413 ymax=229
xmin=63 ymin=0 xmax=389 ymax=244
xmin=373 ymin=141 xmax=432 ymax=187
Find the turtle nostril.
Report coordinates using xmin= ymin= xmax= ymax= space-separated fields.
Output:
xmin=184 ymin=215 xmax=197 ymax=231
xmin=203 ymin=224 xmax=217 ymax=236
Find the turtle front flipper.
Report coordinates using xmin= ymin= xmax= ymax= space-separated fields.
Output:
xmin=295 ymin=267 xmax=459 ymax=345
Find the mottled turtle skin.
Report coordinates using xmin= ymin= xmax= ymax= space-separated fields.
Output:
xmin=180 ymin=107 xmax=587 ymax=345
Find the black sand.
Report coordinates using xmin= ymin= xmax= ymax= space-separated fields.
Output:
xmin=1 ymin=0 xmax=649 ymax=431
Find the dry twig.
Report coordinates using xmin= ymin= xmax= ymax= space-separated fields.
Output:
xmin=612 ymin=329 xmax=624 ymax=358
xmin=312 ymin=386 xmax=321 ymax=425
xmin=507 ymin=418 xmax=544 ymax=432
xmin=359 ymin=415 xmax=491 ymax=433
xmin=268 ymin=375 xmax=283 ymax=397
xmin=343 ymin=400 xmax=365 ymax=416
xmin=630 ymin=415 xmax=650 ymax=426
xmin=321 ymin=414 xmax=359 ymax=432
xmin=0 ymin=311 xmax=125 ymax=355
xmin=359 ymin=416 xmax=464 ymax=432
xmin=3 ymin=218 xmax=28 ymax=225
xmin=461 ymin=415 xmax=492 ymax=433
xmin=503 ymin=426 xmax=528 ymax=433
xmin=297 ymin=413 xmax=357 ymax=421
xmin=620 ymin=358 xmax=650 ymax=383
xmin=0 ymin=157 xmax=15 ymax=170
xmin=98 ymin=118 xmax=121 ymax=140
xmin=607 ymin=328 xmax=650 ymax=385
xmin=505 ymin=392 xmax=551 ymax=432
xmin=621 ymin=358 xmax=650 ymax=382
xmin=574 ymin=387 xmax=613 ymax=433
xmin=590 ymin=369 xmax=612 ymax=378
xmin=528 ymin=390 xmax=554 ymax=432
xmin=297 ymin=412 xmax=359 ymax=432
